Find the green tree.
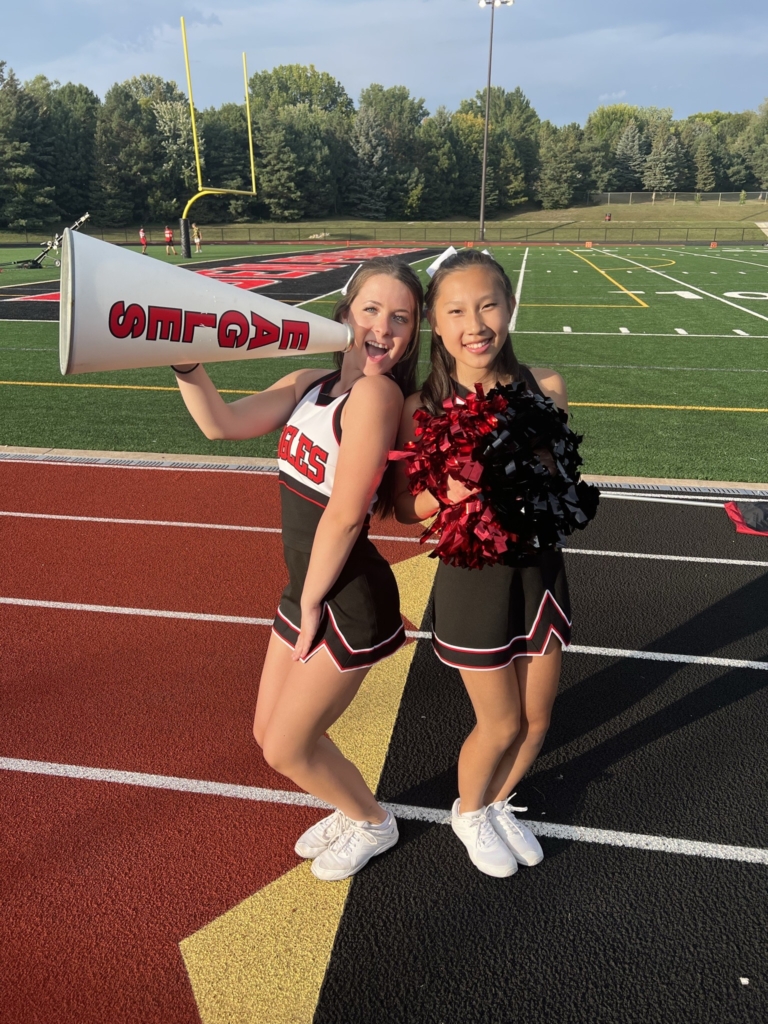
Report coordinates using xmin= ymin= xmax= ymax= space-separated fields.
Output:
xmin=417 ymin=108 xmax=459 ymax=219
xmin=451 ymin=111 xmax=496 ymax=217
xmin=613 ymin=120 xmax=645 ymax=191
xmin=249 ymin=65 xmax=353 ymax=116
xmin=25 ymin=77 xmax=100 ymax=221
xmin=152 ymin=98 xmax=202 ymax=218
xmin=358 ymin=84 xmax=427 ymax=217
xmin=694 ymin=132 xmax=717 ymax=192
xmin=198 ymin=103 xmax=258 ymax=221
xmin=348 ymin=107 xmax=389 ymax=219
xmin=256 ymin=115 xmax=303 ymax=220
xmin=459 ymin=86 xmax=540 ymax=195
xmin=0 ymin=68 xmax=56 ymax=229
xmin=536 ymin=122 xmax=582 ymax=209
xmin=642 ymin=127 xmax=685 ymax=191
xmin=578 ymin=129 xmax=616 ymax=192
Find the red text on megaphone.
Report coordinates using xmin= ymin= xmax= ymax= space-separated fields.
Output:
xmin=108 ymin=301 xmax=311 ymax=351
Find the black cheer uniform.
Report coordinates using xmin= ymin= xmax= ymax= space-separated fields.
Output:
xmin=431 ymin=367 xmax=572 ymax=671
xmin=272 ymin=371 xmax=405 ymax=671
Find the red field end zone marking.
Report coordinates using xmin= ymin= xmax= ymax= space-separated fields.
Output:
xmin=195 ymin=246 xmax=418 ymax=290
xmin=3 ymin=246 xmax=421 ymax=301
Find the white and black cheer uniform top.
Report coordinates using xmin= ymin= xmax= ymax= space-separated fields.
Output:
xmin=277 ymin=371 xmax=376 ymax=551
xmin=272 ymin=370 xmax=406 ymax=671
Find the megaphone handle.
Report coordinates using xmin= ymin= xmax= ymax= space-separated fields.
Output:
xmin=171 ymin=363 xmax=200 ymax=374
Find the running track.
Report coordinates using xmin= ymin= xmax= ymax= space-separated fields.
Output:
xmin=1 ymin=456 xmax=766 ymax=1023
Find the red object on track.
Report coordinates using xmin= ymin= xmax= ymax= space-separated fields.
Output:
xmin=724 ymin=501 xmax=768 ymax=536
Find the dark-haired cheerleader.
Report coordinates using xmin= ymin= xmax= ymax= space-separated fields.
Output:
xmin=395 ymin=249 xmax=571 ymax=878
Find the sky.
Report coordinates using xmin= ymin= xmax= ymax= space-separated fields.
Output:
xmin=3 ymin=0 xmax=768 ymax=125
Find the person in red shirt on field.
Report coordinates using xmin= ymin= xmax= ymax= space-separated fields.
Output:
xmin=139 ymin=226 xmax=148 ymax=254
xmin=164 ymin=225 xmax=177 ymax=256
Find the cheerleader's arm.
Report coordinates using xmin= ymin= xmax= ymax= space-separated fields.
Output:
xmin=172 ymin=365 xmax=329 ymax=441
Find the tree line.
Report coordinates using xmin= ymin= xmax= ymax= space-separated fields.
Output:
xmin=1 ymin=58 xmax=767 ymax=229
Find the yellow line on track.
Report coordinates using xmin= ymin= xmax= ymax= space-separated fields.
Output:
xmin=180 ymin=552 xmax=438 ymax=1024
xmin=571 ymin=402 xmax=768 ymax=413
xmin=0 ymin=380 xmax=256 ymax=394
xmin=567 ymin=250 xmax=649 ymax=307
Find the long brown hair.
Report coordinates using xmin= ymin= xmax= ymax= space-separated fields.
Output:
xmin=333 ymin=256 xmax=425 ymax=517
xmin=421 ymin=249 xmax=520 ymax=416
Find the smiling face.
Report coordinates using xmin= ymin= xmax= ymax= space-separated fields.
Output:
xmin=429 ymin=265 xmax=514 ymax=377
xmin=342 ymin=273 xmax=418 ymax=377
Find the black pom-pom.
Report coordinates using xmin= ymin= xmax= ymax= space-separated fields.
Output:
xmin=481 ymin=381 xmax=599 ymax=559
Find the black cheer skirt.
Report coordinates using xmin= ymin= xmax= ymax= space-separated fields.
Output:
xmin=432 ymin=548 xmax=571 ymax=670
xmin=272 ymin=538 xmax=405 ymax=672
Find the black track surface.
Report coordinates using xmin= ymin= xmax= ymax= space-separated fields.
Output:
xmin=0 ymin=247 xmax=440 ymax=322
xmin=315 ymin=496 xmax=768 ymax=1024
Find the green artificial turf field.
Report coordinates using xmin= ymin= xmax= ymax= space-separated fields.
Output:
xmin=1 ymin=243 xmax=767 ymax=481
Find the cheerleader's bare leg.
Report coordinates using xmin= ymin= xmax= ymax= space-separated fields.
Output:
xmin=482 ymin=636 xmax=562 ymax=805
xmin=254 ymin=632 xmax=386 ymax=823
xmin=456 ymin=636 xmax=561 ymax=812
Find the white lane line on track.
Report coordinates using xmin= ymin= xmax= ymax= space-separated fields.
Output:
xmin=565 ymin=548 xmax=768 ymax=569
xmin=0 ymin=596 xmax=274 ymax=626
xmin=6 ymin=513 xmax=764 ymax=567
xmin=0 ymin=509 xmax=284 ymax=532
xmin=509 ymin=246 xmax=529 ymax=333
xmin=1 ymin=755 xmax=765 ymax=865
xmin=599 ymin=494 xmax=726 ymax=507
xmin=565 ymin=645 xmax=768 ymax=671
xmin=601 ymin=250 xmax=768 ymax=323
xmin=2 ymin=597 xmax=766 ymax=670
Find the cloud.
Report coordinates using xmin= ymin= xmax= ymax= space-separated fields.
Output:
xmin=3 ymin=0 xmax=768 ymax=123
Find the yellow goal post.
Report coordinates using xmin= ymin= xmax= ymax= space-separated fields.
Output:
xmin=178 ymin=15 xmax=257 ymax=255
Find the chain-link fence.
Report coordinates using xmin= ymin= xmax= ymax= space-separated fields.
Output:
xmin=580 ymin=190 xmax=768 ymax=206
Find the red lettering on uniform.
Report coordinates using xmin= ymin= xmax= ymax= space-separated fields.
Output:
xmin=217 ymin=310 xmax=249 ymax=348
xmin=248 ymin=313 xmax=281 ymax=350
xmin=307 ymin=445 xmax=327 ymax=484
xmin=294 ymin=434 xmax=313 ymax=473
xmin=182 ymin=311 xmax=217 ymax=343
xmin=278 ymin=424 xmax=299 ymax=461
xmin=279 ymin=427 xmax=328 ymax=485
xmin=279 ymin=319 xmax=310 ymax=351
xmin=108 ymin=301 xmax=146 ymax=339
xmin=146 ymin=306 xmax=183 ymax=342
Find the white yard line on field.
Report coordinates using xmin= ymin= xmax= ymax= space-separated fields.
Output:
xmin=509 ymin=246 xmax=529 ymax=332
xmin=601 ymin=251 xmax=768 ymax=323
xmin=656 ymin=247 xmax=768 ymax=272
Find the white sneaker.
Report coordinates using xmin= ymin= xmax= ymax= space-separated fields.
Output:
xmin=451 ymin=799 xmax=518 ymax=878
xmin=311 ymin=812 xmax=399 ymax=881
xmin=294 ymin=809 xmax=347 ymax=860
xmin=488 ymin=797 xmax=544 ymax=866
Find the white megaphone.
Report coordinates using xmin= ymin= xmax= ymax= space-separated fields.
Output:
xmin=59 ymin=229 xmax=353 ymax=375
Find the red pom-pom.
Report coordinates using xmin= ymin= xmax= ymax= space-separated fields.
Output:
xmin=392 ymin=385 xmax=517 ymax=567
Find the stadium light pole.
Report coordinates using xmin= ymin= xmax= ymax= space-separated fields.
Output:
xmin=478 ymin=0 xmax=514 ymax=242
